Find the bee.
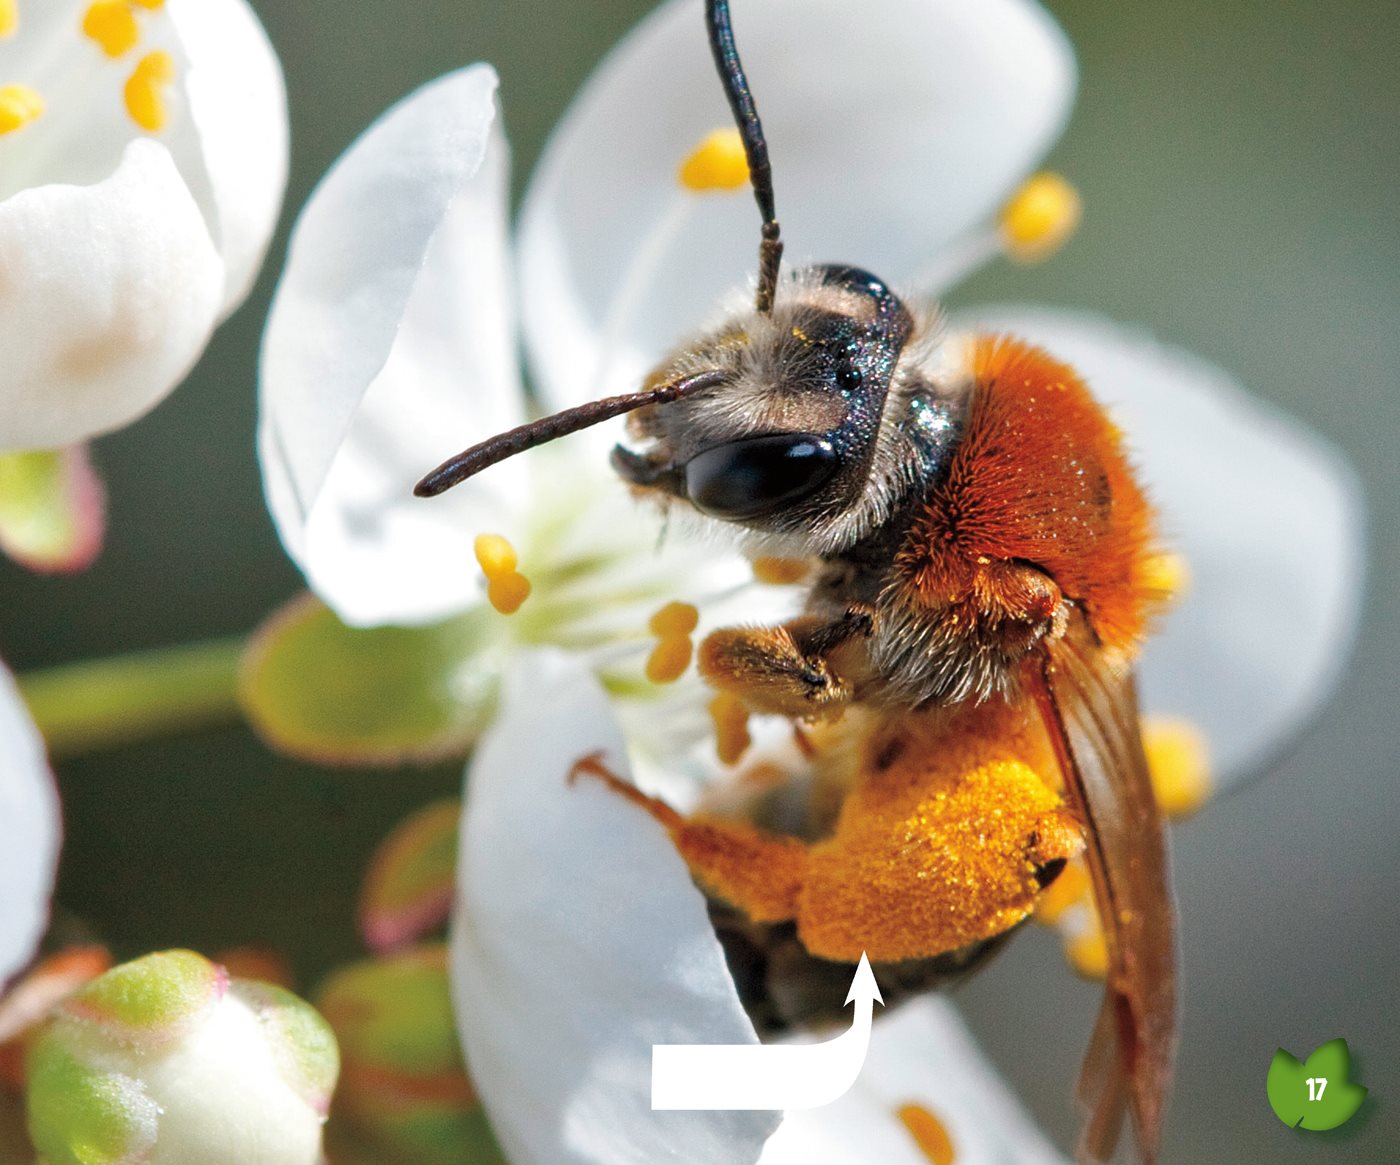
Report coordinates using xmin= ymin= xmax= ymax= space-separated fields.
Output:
xmin=417 ymin=2 xmax=1176 ymax=1162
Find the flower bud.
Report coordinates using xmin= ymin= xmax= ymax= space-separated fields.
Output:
xmin=25 ymin=950 xmax=338 ymax=1165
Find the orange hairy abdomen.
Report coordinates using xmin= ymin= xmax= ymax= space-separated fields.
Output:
xmin=902 ymin=334 xmax=1158 ymax=655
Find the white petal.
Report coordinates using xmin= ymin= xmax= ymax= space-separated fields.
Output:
xmin=0 ymin=663 xmax=61 ymax=988
xmin=760 ymin=999 xmax=1067 ymax=1165
xmin=165 ymin=0 xmax=289 ymax=314
xmin=519 ymin=0 xmax=1073 ymax=408
xmin=449 ymin=650 xmax=779 ymax=1165
xmin=259 ymin=65 xmax=527 ymax=628
xmin=0 ymin=138 xmax=224 ymax=453
xmin=957 ymin=307 xmax=1365 ymax=782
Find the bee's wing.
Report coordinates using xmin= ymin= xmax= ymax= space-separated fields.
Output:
xmin=1030 ymin=622 xmax=1177 ymax=1165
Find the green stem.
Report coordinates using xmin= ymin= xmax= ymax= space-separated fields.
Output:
xmin=19 ymin=638 xmax=246 ymax=760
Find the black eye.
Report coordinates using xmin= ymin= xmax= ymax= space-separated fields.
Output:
xmin=835 ymin=363 xmax=862 ymax=391
xmin=684 ymin=434 xmax=840 ymax=521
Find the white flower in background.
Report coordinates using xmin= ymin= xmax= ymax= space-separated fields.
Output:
xmin=0 ymin=0 xmax=287 ymax=453
xmin=0 ymin=660 xmax=59 ymax=991
xmin=256 ymin=0 xmax=1363 ymax=1160
xmin=24 ymin=949 xmax=339 ymax=1165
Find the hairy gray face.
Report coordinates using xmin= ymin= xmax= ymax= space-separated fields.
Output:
xmin=611 ymin=265 xmax=931 ymax=548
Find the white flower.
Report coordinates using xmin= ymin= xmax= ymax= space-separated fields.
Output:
xmin=255 ymin=0 xmax=1363 ymax=1161
xmin=0 ymin=0 xmax=287 ymax=452
xmin=0 ymin=659 xmax=60 ymax=990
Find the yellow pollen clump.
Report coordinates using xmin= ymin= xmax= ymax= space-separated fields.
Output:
xmin=1065 ymin=925 xmax=1109 ymax=980
xmin=1141 ymin=550 xmax=1192 ymax=607
xmin=709 ymin=692 xmax=751 ymax=766
xmin=646 ymin=602 xmax=699 ymax=683
xmin=646 ymin=636 xmax=694 ymax=684
xmin=750 ymin=556 xmax=810 ymax=585
xmin=0 ymin=83 xmax=43 ymax=135
xmin=648 ymin=600 xmax=699 ymax=638
xmin=1032 ymin=859 xmax=1090 ymax=925
xmin=0 ymin=0 xmax=18 ymax=39
xmin=473 ymin=532 xmax=517 ymax=577
xmin=473 ymin=533 xmax=531 ymax=614
xmin=123 ymin=49 xmax=175 ymax=131
xmin=1143 ymin=716 xmax=1212 ymax=818
xmin=486 ymin=572 xmax=531 ymax=615
xmin=1000 ymin=171 xmax=1082 ymax=263
xmin=678 ymin=127 xmax=749 ymax=193
xmin=82 ymin=0 xmax=139 ymax=57
xmin=896 ymin=1103 xmax=957 ymax=1165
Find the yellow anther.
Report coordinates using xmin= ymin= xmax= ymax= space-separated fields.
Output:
xmin=1065 ymin=926 xmax=1109 ymax=980
xmin=486 ymin=571 xmax=531 ymax=616
xmin=896 ymin=1103 xmax=957 ymax=1165
xmin=1141 ymin=550 xmax=1192 ymax=607
xmin=0 ymin=83 xmax=44 ymax=136
xmin=709 ymin=692 xmax=752 ymax=766
xmin=82 ymin=0 xmax=139 ymax=58
xmin=1000 ymin=171 xmax=1082 ymax=263
xmin=1143 ymin=716 xmax=1212 ymax=819
xmin=678 ymin=127 xmax=749 ymax=193
xmin=473 ymin=533 xmax=518 ymax=579
xmin=1033 ymin=859 xmax=1090 ymax=926
xmin=751 ymin=556 xmax=810 ymax=585
xmin=123 ymin=49 xmax=175 ymax=131
xmin=0 ymin=0 xmax=18 ymax=39
xmin=648 ymin=600 xmax=699 ymax=639
xmin=646 ymin=636 xmax=694 ymax=684
xmin=129 ymin=0 xmax=164 ymax=8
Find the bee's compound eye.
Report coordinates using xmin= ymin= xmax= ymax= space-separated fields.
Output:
xmin=684 ymin=434 xmax=840 ymax=521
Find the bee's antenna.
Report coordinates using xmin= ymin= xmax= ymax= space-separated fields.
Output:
xmin=414 ymin=370 xmax=728 ymax=497
xmin=706 ymin=0 xmax=782 ymax=315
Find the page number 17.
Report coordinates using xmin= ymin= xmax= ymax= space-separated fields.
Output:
xmin=1305 ymin=1077 xmax=1328 ymax=1102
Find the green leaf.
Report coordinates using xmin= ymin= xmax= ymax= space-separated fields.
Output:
xmin=240 ymin=594 xmax=499 ymax=766
xmin=1267 ymin=1040 xmax=1368 ymax=1131
xmin=359 ymin=799 xmax=461 ymax=952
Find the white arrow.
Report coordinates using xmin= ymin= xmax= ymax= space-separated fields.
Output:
xmin=651 ymin=952 xmax=884 ymax=1111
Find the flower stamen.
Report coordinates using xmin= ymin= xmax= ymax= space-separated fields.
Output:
xmin=645 ymin=601 xmax=699 ymax=683
xmin=999 ymin=171 xmax=1082 ymax=263
xmin=709 ymin=691 xmax=751 ymax=765
xmin=750 ymin=555 xmax=810 ymax=585
xmin=1143 ymin=716 xmax=1212 ymax=818
xmin=0 ymin=83 xmax=43 ymax=135
xmin=123 ymin=49 xmax=175 ymax=132
xmin=0 ymin=0 xmax=17 ymax=39
xmin=474 ymin=533 xmax=531 ymax=615
xmin=82 ymin=1 xmax=139 ymax=58
xmin=677 ymin=127 xmax=749 ymax=192
xmin=896 ymin=1102 xmax=957 ymax=1165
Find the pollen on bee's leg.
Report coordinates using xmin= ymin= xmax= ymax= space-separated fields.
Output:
xmin=896 ymin=1103 xmax=957 ymax=1165
xmin=473 ymin=533 xmax=531 ymax=615
xmin=999 ymin=171 xmax=1082 ymax=263
xmin=709 ymin=691 xmax=751 ymax=766
xmin=678 ymin=127 xmax=749 ymax=192
xmin=123 ymin=50 xmax=175 ymax=131
xmin=82 ymin=1 xmax=139 ymax=57
xmin=0 ymin=0 xmax=18 ymax=39
xmin=0 ymin=83 xmax=43 ymax=135
xmin=1143 ymin=716 xmax=1212 ymax=818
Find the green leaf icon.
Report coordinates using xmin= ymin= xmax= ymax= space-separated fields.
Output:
xmin=1267 ymin=1039 xmax=1368 ymax=1130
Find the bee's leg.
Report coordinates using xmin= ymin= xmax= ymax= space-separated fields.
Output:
xmin=570 ymin=752 xmax=809 ymax=924
xmin=698 ymin=607 xmax=876 ymax=719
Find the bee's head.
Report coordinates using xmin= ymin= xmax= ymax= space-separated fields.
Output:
xmin=610 ymin=264 xmax=915 ymax=541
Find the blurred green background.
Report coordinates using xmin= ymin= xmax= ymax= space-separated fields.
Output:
xmin=3 ymin=0 xmax=1396 ymax=1160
